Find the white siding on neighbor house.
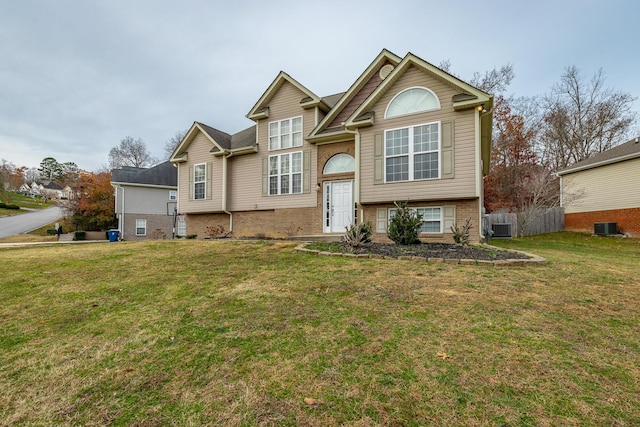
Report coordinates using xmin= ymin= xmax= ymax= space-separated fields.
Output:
xmin=228 ymin=81 xmax=318 ymax=211
xmin=178 ymin=132 xmax=224 ymax=213
xmin=360 ymin=65 xmax=479 ymax=204
xmin=562 ymin=157 xmax=640 ymax=213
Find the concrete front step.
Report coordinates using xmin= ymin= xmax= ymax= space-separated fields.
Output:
xmin=57 ymin=233 xmax=74 ymax=242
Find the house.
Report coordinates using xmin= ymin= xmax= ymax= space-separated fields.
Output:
xmin=19 ymin=180 xmax=68 ymax=199
xmin=111 ymin=162 xmax=178 ymax=240
xmin=170 ymin=49 xmax=493 ymax=242
xmin=558 ymin=136 xmax=640 ymax=237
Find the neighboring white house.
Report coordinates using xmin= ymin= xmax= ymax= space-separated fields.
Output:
xmin=111 ymin=162 xmax=179 ymax=240
xmin=558 ymin=136 xmax=640 ymax=237
xmin=19 ymin=181 xmax=71 ymax=199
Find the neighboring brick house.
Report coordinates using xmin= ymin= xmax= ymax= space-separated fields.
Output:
xmin=170 ymin=49 xmax=494 ymax=243
xmin=111 ymin=162 xmax=178 ymax=240
xmin=558 ymin=137 xmax=640 ymax=237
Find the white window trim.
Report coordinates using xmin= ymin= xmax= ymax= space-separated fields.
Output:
xmin=388 ymin=206 xmax=443 ymax=234
xmin=135 ymin=219 xmax=147 ymax=236
xmin=384 ymin=86 xmax=441 ymax=119
xmin=268 ymin=151 xmax=303 ymax=196
xmin=177 ymin=218 xmax=186 ymax=236
xmin=268 ymin=116 xmax=303 ymax=151
xmin=169 ymin=190 xmax=177 ymax=201
xmin=384 ymin=121 xmax=441 ymax=183
xmin=193 ymin=163 xmax=206 ymax=200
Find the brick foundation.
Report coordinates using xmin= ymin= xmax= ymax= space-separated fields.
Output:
xmin=361 ymin=199 xmax=481 ymax=244
xmin=121 ymin=214 xmax=175 ymax=241
xmin=565 ymin=208 xmax=640 ymax=237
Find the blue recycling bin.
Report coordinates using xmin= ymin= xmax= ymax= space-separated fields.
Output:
xmin=108 ymin=230 xmax=119 ymax=242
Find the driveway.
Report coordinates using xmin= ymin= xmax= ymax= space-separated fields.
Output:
xmin=0 ymin=206 xmax=64 ymax=238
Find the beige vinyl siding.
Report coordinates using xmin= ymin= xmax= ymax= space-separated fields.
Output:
xmin=178 ymin=132 xmax=223 ymax=213
xmin=562 ymin=157 xmax=640 ymax=213
xmin=360 ymin=65 xmax=478 ymax=204
xmin=228 ymin=81 xmax=318 ymax=211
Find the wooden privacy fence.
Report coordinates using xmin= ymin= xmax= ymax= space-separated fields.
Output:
xmin=484 ymin=207 xmax=565 ymax=238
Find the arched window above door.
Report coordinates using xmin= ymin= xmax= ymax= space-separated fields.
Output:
xmin=323 ymin=153 xmax=355 ymax=174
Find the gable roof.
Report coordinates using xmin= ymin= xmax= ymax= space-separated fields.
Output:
xmin=111 ymin=161 xmax=177 ymax=187
xmin=246 ymin=71 xmax=327 ymax=121
xmin=307 ymin=49 xmax=402 ymax=142
xmin=170 ymin=122 xmax=257 ymax=162
xmin=557 ymin=136 xmax=640 ymax=176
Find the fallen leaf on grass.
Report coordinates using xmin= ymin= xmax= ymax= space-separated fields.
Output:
xmin=436 ymin=352 xmax=452 ymax=360
xmin=304 ymin=397 xmax=318 ymax=405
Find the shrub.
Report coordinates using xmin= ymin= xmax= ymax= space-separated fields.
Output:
xmin=343 ymin=221 xmax=373 ymax=252
xmin=205 ymin=225 xmax=228 ymax=239
xmin=74 ymin=231 xmax=86 ymax=241
xmin=5 ymin=204 xmax=20 ymax=210
xmin=451 ymin=217 xmax=473 ymax=245
xmin=0 ymin=202 xmax=6 ymax=208
xmin=46 ymin=229 xmax=57 ymax=235
xmin=186 ymin=234 xmax=197 ymax=239
xmin=387 ymin=202 xmax=423 ymax=245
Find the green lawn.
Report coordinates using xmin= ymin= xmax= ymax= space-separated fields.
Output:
xmin=0 ymin=193 xmax=57 ymax=216
xmin=1 ymin=233 xmax=638 ymax=425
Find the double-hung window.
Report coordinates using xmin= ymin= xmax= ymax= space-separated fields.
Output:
xmin=193 ymin=163 xmax=206 ymax=200
xmin=269 ymin=117 xmax=303 ymax=151
xmin=388 ymin=206 xmax=442 ymax=233
xmin=136 ymin=219 xmax=147 ymax=236
xmin=269 ymin=151 xmax=302 ymax=195
xmin=385 ymin=122 xmax=439 ymax=182
xmin=169 ymin=190 xmax=177 ymax=201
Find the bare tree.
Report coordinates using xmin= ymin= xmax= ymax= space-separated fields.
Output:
xmin=539 ymin=66 xmax=637 ymax=171
xmin=24 ymin=167 xmax=40 ymax=183
xmin=109 ymin=137 xmax=158 ymax=169
xmin=163 ymin=129 xmax=187 ymax=160
xmin=469 ymin=64 xmax=515 ymax=94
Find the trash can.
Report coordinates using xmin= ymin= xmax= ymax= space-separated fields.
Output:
xmin=108 ymin=230 xmax=120 ymax=242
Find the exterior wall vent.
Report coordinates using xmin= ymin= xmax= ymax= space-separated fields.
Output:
xmin=594 ymin=222 xmax=617 ymax=235
xmin=491 ymin=223 xmax=512 ymax=238
xmin=379 ymin=64 xmax=394 ymax=80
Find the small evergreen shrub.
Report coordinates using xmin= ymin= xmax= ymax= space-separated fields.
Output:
xmin=343 ymin=221 xmax=373 ymax=252
xmin=387 ymin=201 xmax=423 ymax=245
xmin=46 ymin=229 xmax=57 ymax=235
xmin=186 ymin=234 xmax=197 ymax=239
xmin=5 ymin=204 xmax=20 ymax=210
xmin=74 ymin=231 xmax=86 ymax=241
xmin=451 ymin=217 xmax=473 ymax=245
xmin=0 ymin=202 xmax=6 ymax=208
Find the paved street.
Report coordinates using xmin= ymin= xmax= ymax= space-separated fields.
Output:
xmin=0 ymin=206 xmax=64 ymax=238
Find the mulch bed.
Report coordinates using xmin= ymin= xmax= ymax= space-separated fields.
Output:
xmin=338 ymin=242 xmax=530 ymax=261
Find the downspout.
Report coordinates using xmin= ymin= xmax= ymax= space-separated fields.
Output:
xmin=222 ymin=152 xmax=233 ymax=232
xmin=116 ymin=185 xmax=125 ymax=240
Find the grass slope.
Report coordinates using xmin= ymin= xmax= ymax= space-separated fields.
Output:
xmin=1 ymin=233 xmax=639 ymax=426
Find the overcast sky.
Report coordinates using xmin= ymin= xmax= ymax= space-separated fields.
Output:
xmin=1 ymin=0 xmax=639 ymax=172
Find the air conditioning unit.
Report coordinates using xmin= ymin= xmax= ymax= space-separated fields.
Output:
xmin=594 ymin=222 xmax=617 ymax=235
xmin=491 ymin=223 xmax=512 ymax=238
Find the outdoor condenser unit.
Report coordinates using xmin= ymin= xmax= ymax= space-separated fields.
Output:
xmin=491 ymin=223 xmax=512 ymax=238
xmin=594 ymin=222 xmax=617 ymax=235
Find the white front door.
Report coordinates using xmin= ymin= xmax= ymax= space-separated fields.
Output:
xmin=324 ymin=180 xmax=354 ymax=233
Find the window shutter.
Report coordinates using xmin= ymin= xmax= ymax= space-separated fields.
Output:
xmin=188 ymin=165 xmax=194 ymax=200
xmin=303 ymin=149 xmax=311 ymax=193
xmin=443 ymin=205 xmax=456 ymax=233
xmin=262 ymin=157 xmax=268 ymax=196
xmin=374 ymin=133 xmax=384 ymax=184
xmin=376 ymin=208 xmax=388 ymax=233
xmin=441 ymin=121 xmax=454 ymax=179
xmin=206 ymin=162 xmax=212 ymax=200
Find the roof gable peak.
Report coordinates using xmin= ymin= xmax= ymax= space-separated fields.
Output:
xmin=246 ymin=71 xmax=321 ymax=121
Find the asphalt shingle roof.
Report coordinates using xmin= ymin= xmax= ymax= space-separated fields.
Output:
xmin=558 ymin=136 xmax=640 ymax=175
xmin=111 ymin=161 xmax=177 ymax=187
